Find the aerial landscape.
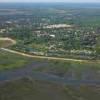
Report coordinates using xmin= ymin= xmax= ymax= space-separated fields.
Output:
xmin=0 ymin=1 xmax=100 ymax=100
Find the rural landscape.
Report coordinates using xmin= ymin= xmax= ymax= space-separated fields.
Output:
xmin=0 ymin=2 xmax=100 ymax=100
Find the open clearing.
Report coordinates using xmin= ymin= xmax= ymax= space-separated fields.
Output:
xmin=0 ymin=37 xmax=16 ymax=47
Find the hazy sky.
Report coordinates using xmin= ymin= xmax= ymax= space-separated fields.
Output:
xmin=0 ymin=0 xmax=100 ymax=3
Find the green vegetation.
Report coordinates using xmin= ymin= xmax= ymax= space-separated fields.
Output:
xmin=0 ymin=50 xmax=32 ymax=71
xmin=1 ymin=7 xmax=100 ymax=59
xmin=0 ymin=78 xmax=68 ymax=100
xmin=0 ymin=4 xmax=100 ymax=100
xmin=0 ymin=78 xmax=100 ymax=100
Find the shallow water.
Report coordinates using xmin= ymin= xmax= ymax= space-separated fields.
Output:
xmin=0 ymin=61 xmax=100 ymax=85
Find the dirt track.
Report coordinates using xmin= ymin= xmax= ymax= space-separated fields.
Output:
xmin=1 ymin=48 xmax=89 ymax=62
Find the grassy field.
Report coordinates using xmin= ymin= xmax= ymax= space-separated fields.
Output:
xmin=0 ymin=78 xmax=100 ymax=100
xmin=0 ymin=38 xmax=32 ymax=71
xmin=0 ymin=50 xmax=32 ymax=71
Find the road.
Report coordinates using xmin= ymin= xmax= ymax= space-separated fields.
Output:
xmin=1 ymin=48 xmax=89 ymax=62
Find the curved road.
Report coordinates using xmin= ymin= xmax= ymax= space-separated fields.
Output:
xmin=1 ymin=48 xmax=88 ymax=62
xmin=0 ymin=37 xmax=95 ymax=63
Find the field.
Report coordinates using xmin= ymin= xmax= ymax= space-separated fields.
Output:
xmin=0 ymin=50 xmax=32 ymax=71
xmin=0 ymin=78 xmax=100 ymax=100
xmin=0 ymin=38 xmax=16 ymax=48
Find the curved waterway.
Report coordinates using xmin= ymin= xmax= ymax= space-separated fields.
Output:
xmin=0 ymin=61 xmax=100 ymax=85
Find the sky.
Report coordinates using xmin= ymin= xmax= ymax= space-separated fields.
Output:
xmin=0 ymin=0 xmax=100 ymax=3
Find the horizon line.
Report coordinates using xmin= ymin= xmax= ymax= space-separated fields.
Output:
xmin=0 ymin=2 xmax=100 ymax=3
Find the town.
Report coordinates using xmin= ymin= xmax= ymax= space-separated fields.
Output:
xmin=0 ymin=7 xmax=100 ymax=60
xmin=0 ymin=3 xmax=100 ymax=100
